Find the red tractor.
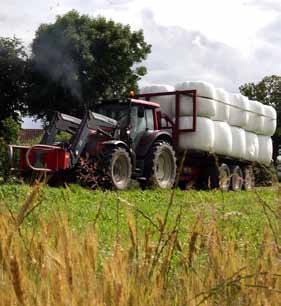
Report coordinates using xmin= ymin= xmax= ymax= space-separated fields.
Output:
xmin=9 ymin=96 xmax=184 ymax=190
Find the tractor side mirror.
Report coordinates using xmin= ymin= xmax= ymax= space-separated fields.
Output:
xmin=138 ymin=107 xmax=145 ymax=118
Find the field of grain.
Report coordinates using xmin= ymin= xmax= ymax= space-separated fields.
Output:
xmin=0 ymin=183 xmax=281 ymax=305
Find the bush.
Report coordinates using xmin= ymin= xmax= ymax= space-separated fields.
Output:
xmin=253 ymin=163 xmax=278 ymax=186
xmin=0 ymin=117 xmax=20 ymax=181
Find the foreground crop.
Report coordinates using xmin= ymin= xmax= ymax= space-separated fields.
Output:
xmin=0 ymin=184 xmax=281 ymax=305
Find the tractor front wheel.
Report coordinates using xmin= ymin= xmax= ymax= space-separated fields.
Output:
xmin=145 ymin=142 xmax=177 ymax=189
xmin=105 ymin=147 xmax=132 ymax=190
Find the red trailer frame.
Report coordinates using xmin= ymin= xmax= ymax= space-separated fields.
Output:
xmin=136 ymin=90 xmax=197 ymax=147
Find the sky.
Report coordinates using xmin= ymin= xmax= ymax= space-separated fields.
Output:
xmin=1 ymin=0 xmax=280 ymax=127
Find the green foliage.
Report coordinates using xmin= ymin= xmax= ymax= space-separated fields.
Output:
xmin=0 ymin=37 xmax=29 ymax=128
xmin=28 ymin=10 xmax=151 ymax=122
xmin=1 ymin=116 xmax=21 ymax=143
xmin=0 ymin=184 xmax=277 ymax=255
xmin=55 ymin=131 xmax=72 ymax=143
xmin=253 ymin=164 xmax=277 ymax=186
xmin=0 ymin=117 xmax=20 ymax=181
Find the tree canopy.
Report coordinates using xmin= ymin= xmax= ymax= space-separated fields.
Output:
xmin=0 ymin=37 xmax=29 ymax=131
xmin=28 ymin=10 xmax=151 ymax=121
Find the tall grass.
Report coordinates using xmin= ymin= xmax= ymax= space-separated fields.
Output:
xmin=1 ymin=183 xmax=281 ymax=305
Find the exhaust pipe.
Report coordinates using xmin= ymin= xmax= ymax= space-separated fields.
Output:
xmin=7 ymin=145 xmax=15 ymax=170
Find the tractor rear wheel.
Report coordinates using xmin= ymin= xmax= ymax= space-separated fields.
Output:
xmin=105 ymin=147 xmax=132 ymax=190
xmin=145 ymin=141 xmax=176 ymax=189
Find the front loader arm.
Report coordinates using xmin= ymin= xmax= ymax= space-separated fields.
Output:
xmin=41 ymin=112 xmax=82 ymax=145
xmin=69 ymin=111 xmax=97 ymax=166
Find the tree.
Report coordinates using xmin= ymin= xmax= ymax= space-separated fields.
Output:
xmin=28 ymin=10 xmax=151 ymax=121
xmin=239 ymin=75 xmax=281 ymax=158
xmin=0 ymin=117 xmax=20 ymax=181
xmin=0 ymin=37 xmax=29 ymax=134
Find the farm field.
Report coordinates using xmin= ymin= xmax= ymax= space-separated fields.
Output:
xmin=0 ymin=183 xmax=281 ymax=305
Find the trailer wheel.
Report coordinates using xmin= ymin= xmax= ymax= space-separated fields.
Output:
xmin=105 ymin=147 xmax=132 ymax=190
xmin=145 ymin=141 xmax=176 ymax=189
xmin=243 ymin=166 xmax=255 ymax=191
xmin=218 ymin=163 xmax=231 ymax=191
xmin=230 ymin=165 xmax=243 ymax=191
xmin=209 ymin=163 xmax=231 ymax=191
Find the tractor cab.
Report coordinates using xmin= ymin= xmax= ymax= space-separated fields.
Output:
xmin=94 ymin=98 xmax=160 ymax=149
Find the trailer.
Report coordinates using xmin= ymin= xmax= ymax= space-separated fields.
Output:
xmin=8 ymin=88 xmax=272 ymax=191
xmin=137 ymin=90 xmax=256 ymax=191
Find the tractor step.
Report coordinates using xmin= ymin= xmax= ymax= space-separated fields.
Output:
xmin=137 ymin=176 xmax=147 ymax=181
xmin=133 ymin=167 xmax=143 ymax=176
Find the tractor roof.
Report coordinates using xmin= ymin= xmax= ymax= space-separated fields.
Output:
xmin=130 ymin=98 xmax=160 ymax=108
xmin=96 ymin=98 xmax=160 ymax=109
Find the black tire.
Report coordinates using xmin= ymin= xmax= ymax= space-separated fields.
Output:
xmin=208 ymin=163 xmax=231 ymax=191
xmin=104 ymin=147 xmax=132 ymax=190
xmin=243 ymin=166 xmax=255 ymax=191
xmin=230 ymin=165 xmax=243 ymax=191
xmin=145 ymin=141 xmax=176 ymax=189
xmin=219 ymin=163 xmax=231 ymax=191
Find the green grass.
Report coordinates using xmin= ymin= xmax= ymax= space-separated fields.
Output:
xmin=0 ymin=183 xmax=279 ymax=257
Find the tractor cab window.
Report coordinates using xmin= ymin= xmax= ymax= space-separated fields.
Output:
xmin=130 ymin=106 xmax=146 ymax=140
xmin=146 ymin=109 xmax=154 ymax=130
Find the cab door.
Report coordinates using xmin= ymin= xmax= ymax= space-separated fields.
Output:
xmin=130 ymin=106 xmax=155 ymax=150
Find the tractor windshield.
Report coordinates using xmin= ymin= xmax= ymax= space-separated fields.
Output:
xmin=95 ymin=102 xmax=155 ymax=148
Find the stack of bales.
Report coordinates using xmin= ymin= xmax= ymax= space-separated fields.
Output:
xmin=140 ymin=81 xmax=276 ymax=165
xmin=174 ymin=82 xmax=232 ymax=156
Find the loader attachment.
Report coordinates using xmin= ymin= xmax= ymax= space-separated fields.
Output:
xmin=9 ymin=110 xmax=117 ymax=174
xmin=8 ymin=144 xmax=70 ymax=172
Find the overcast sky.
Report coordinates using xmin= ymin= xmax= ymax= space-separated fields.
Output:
xmin=1 ymin=0 xmax=280 ymax=127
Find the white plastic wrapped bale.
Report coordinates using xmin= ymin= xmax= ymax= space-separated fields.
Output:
xmin=175 ymin=81 xmax=216 ymax=118
xmin=177 ymin=116 xmax=214 ymax=152
xmin=245 ymin=100 xmax=264 ymax=134
xmin=263 ymin=105 xmax=277 ymax=136
xmin=213 ymin=121 xmax=232 ymax=156
xmin=139 ymin=84 xmax=175 ymax=115
xmin=230 ymin=126 xmax=246 ymax=159
xmin=228 ymin=94 xmax=249 ymax=128
xmin=258 ymin=135 xmax=273 ymax=165
xmin=245 ymin=132 xmax=259 ymax=162
xmin=176 ymin=81 xmax=217 ymax=98
xmin=212 ymin=88 xmax=230 ymax=122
